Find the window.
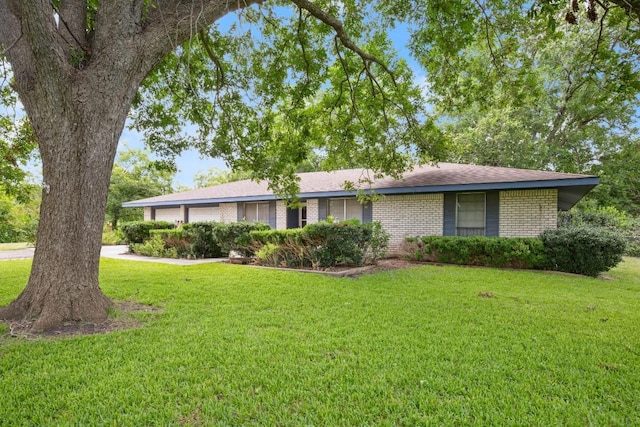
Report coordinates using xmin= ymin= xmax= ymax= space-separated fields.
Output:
xmin=299 ymin=204 xmax=307 ymax=227
xmin=245 ymin=202 xmax=269 ymax=223
xmin=456 ymin=193 xmax=485 ymax=236
xmin=328 ymin=198 xmax=362 ymax=222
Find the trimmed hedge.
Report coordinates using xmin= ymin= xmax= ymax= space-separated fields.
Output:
xmin=539 ymin=226 xmax=627 ymax=277
xmin=129 ymin=221 xmax=270 ymax=259
xmin=215 ymin=222 xmax=270 ymax=257
xmin=403 ymin=236 xmax=545 ymax=269
xmin=121 ymin=221 xmax=175 ymax=245
xmin=403 ymin=228 xmax=627 ymax=277
xmin=247 ymin=220 xmax=389 ymax=268
xmin=181 ymin=222 xmax=224 ymax=258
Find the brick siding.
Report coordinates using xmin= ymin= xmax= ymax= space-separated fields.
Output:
xmin=219 ymin=203 xmax=238 ymax=223
xmin=499 ymin=189 xmax=557 ymax=237
xmin=276 ymin=201 xmax=287 ymax=230
xmin=306 ymin=199 xmax=319 ymax=224
xmin=373 ymin=194 xmax=444 ymax=254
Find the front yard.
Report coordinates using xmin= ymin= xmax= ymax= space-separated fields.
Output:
xmin=1 ymin=258 xmax=639 ymax=425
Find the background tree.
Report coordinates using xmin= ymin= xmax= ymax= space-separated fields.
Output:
xmin=0 ymin=186 xmax=39 ymax=243
xmin=402 ymin=0 xmax=640 ymax=212
xmin=105 ymin=148 xmax=174 ymax=229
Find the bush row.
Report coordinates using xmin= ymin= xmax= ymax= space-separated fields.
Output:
xmin=403 ymin=236 xmax=545 ymax=269
xmin=126 ymin=221 xmax=269 ymax=259
xmin=120 ymin=221 xmax=175 ymax=244
xmin=248 ymin=220 xmax=389 ymax=268
xmin=404 ymin=226 xmax=626 ymax=277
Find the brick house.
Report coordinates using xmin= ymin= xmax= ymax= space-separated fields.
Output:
xmin=122 ymin=163 xmax=598 ymax=253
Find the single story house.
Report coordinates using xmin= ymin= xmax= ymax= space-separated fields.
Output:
xmin=122 ymin=163 xmax=598 ymax=253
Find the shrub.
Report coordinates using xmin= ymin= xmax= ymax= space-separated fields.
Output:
xmin=150 ymin=229 xmax=191 ymax=258
xmin=249 ymin=229 xmax=307 ymax=267
xmin=181 ymin=222 xmax=224 ymax=258
xmin=303 ymin=220 xmax=370 ymax=267
xmin=246 ymin=220 xmax=389 ymax=269
xmin=216 ymin=222 xmax=270 ymax=257
xmin=120 ymin=221 xmax=175 ymax=245
xmin=559 ymin=207 xmax=640 ymax=257
xmin=539 ymin=226 xmax=627 ymax=277
xmin=102 ymin=228 xmax=125 ymax=245
xmin=131 ymin=235 xmax=178 ymax=258
xmin=255 ymin=243 xmax=281 ymax=266
xmin=362 ymin=221 xmax=390 ymax=263
xmin=403 ymin=236 xmax=546 ymax=269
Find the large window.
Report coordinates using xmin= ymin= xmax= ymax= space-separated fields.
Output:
xmin=456 ymin=193 xmax=485 ymax=236
xmin=244 ymin=202 xmax=269 ymax=223
xmin=328 ymin=198 xmax=362 ymax=222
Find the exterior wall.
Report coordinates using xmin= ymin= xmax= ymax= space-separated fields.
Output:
xmin=154 ymin=207 xmax=182 ymax=222
xmin=219 ymin=203 xmax=238 ymax=223
xmin=373 ymin=193 xmax=444 ymax=254
xmin=275 ymin=201 xmax=287 ymax=230
xmin=143 ymin=207 xmax=152 ymax=221
xmin=499 ymin=189 xmax=557 ymax=237
xmin=188 ymin=207 xmax=221 ymax=222
xmin=306 ymin=199 xmax=319 ymax=224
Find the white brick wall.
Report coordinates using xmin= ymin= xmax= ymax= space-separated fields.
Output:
xmin=276 ymin=201 xmax=287 ymax=230
xmin=373 ymin=194 xmax=444 ymax=254
xmin=219 ymin=203 xmax=238 ymax=223
xmin=306 ymin=199 xmax=319 ymax=224
xmin=499 ymin=189 xmax=557 ymax=237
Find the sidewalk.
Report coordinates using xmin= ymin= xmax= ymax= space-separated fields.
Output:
xmin=0 ymin=245 xmax=226 ymax=265
xmin=100 ymin=245 xmax=226 ymax=265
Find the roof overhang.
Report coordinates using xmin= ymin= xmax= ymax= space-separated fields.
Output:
xmin=122 ymin=177 xmax=599 ymax=210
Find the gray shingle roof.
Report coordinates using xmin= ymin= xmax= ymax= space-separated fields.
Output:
xmin=122 ymin=163 xmax=598 ymax=210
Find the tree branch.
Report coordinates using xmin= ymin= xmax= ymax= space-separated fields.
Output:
xmin=290 ymin=0 xmax=396 ymax=85
xmin=0 ymin=0 xmax=23 ymax=55
xmin=58 ymin=0 xmax=89 ymax=54
xmin=198 ymin=29 xmax=225 ymax=89
xmin=608 ymin=0 xmax=640 ymax=23
xmin=0 ymin=0 xmax=70 ymax=93
xmin=139 ymin=0 xmax=262 ymax=68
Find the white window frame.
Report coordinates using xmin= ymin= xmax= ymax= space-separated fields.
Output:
xmin=244 ymin=202 xmax=270 ymax=223
xmin=327 ymin=198 xmax=362 ymax=222
xmin=456 ymin=192 xmax=486 ymax=236
xmin=299 ymin=203 xmax=307 ymax=227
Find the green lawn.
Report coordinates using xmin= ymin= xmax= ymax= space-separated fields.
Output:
xmin=1 ymin=258 xmax=639 ymax=425
xmin=0 ymin=242 xmax=30 ymax=251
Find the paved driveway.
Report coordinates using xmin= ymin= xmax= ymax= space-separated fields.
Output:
xmin=0 ymin=245 xmax=225 ymax=265
xmin=0 ymin=247 xmax=35 ymax=261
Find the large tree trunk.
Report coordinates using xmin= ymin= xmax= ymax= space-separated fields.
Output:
xmin=0 ymin=87 xmax=127 ymax=330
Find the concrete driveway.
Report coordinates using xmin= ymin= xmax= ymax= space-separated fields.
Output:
xmin=0 ymin=245 xmax=225 ymax=265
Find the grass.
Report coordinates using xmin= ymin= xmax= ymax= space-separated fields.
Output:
xmin=0 ymin=242 xmax=30 ymax=251
xmin=1 ymin=258 xmax=639 ymax=425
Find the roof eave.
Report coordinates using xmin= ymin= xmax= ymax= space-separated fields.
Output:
xmin=122 ymin=177 xmax=599 ymax=208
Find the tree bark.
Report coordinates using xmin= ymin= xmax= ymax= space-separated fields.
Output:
xmin=0 ymin=68 xmax=136 ymax=329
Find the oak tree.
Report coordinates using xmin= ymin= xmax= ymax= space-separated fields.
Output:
xmin=0 ymin=0 xmax=434 ymax=330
